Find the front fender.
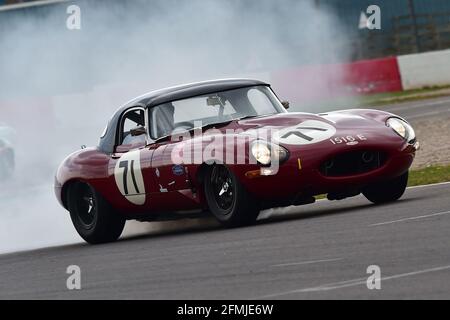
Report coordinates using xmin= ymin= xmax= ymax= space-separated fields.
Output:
xmin=55 ymin=147 xmax=110 ymax=209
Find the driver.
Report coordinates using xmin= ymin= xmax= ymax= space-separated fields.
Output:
xmin=155 ymin=103 xmax=175 ymax=137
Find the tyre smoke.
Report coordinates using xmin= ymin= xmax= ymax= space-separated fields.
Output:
xmin=0 ymin=0 xmax=350 ymax=253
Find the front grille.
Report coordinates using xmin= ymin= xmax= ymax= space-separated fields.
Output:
xmin=320 ymin=150 xmax=387 ymax=177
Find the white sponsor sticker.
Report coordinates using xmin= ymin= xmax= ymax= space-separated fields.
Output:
xmin=274 ymin=120 xmax=336 ymax=145
xmin=114 ymin=150 xmax=146 ymax=205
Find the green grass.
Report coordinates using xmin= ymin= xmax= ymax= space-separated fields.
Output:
xmin=314 ymin=164 xmax=450 ymax=200
xmin=408 ymin=164 xmax=450 ymax=187
xmin=354 ymin=85 xmax=450 ymax=108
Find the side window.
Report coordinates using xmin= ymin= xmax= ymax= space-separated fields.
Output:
xmin=119 ymin=109 xmax=146 ymax=147
xmin=247 ymin=88 xmax=276 ymax=115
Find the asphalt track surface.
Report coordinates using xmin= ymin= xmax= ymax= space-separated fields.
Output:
xmin=381 ymin=95 xmax=450 ymax=122
xmin=0 ymin=96 xmax=449 ymax=299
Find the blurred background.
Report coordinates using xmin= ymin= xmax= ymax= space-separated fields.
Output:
xmin=1 ymin=0 xmax=450 ymax=253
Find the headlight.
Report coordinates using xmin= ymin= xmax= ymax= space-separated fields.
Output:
xmin=251 ymin=141 xmax=289 ymax=166
xmin=251 ymin=141 xmax=271 ymax=165
xmin=386 ymin=118 xmax=416 ymax=143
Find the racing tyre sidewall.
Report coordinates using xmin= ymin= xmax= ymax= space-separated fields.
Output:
xmin=67 ymin=182 xmax=125 ymax=244
xmin=363 ymin=171 xmax=409 ymax=204
xmin=204 ymin=165 xmax=260 ymax=228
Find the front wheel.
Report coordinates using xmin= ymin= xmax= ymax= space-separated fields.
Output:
xmin=363 ymin=171 xmax=409 ymax=204
xmin=204 ymin=165 xmax=260 ymax=228
xmin=67 ymin=182 xmax=125 ymax=244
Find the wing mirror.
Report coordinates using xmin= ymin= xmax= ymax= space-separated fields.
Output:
xmin=130 ymin=126 xmax=147 ymax=137
xmin=281 ymin=101 xmax=290 ymax=110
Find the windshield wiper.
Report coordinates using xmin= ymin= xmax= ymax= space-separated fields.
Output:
xmin=236 ymin=115 xmax=259 ymax=121
xmin=236 ymin=114 xmax=273 ymax=121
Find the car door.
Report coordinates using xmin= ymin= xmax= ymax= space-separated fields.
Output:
xmin=111 ymin=107 xmax=157 ymax=209
xmin=148 ymin=134 xmax=199 ymax=213
xmin=148 ymin=105 xmax=192 ymax=194
xmin=151 ymin=141 xmax=192 ymax=193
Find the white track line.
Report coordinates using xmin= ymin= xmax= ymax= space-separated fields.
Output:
xmin=369 ymin=210 xmax=450 ymax=227
xmin=0 ymin=0 xmax=67 ymax=12
xmin=271 ymin=258 xmax=343 ymax=268
xmin=407 ymin=181 xmax=450 ymax=189
xmin=258 ymin=265 xmax=450 ymax=298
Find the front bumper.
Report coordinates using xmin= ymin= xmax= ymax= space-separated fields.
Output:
xmin=237 ymin=140 xmax=417 ymax=200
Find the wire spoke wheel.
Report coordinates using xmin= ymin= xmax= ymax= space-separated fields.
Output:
xmin=68 ymin=182 xmax=125 ymax=244
xmin=210 ymin=165 xmax=235 ymax=212
xmin=204 ymin=165 xmax=260 ymax=227
xmin=73 ymin=184 xmax=97 ymax=229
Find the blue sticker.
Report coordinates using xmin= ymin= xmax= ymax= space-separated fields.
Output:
xmin=172 ymin=165 xmax=185 ymax=176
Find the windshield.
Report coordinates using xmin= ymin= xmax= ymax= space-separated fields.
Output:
xmin=149 ymin=85 xmax=285 ymax=139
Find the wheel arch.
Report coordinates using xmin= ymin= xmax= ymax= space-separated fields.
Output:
xmin=61 ymin=179 xmax=87 ymax=210
xmin=195 ymin=160 xmax=230 ymax=186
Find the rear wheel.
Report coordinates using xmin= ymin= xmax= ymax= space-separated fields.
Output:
xmin=204 ymin=165 xmax=260 ymax=227
xmin=67 ymin=182 xmax=125 ymax=244
xmin=363 ymin=171 xmax=409 ymax=204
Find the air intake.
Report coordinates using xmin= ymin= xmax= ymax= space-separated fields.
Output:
xmin=320 ymin=150 xmax=387 ymax=177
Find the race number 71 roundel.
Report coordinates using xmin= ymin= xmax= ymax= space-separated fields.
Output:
xmin=114 ymin=150 xmax=146 ymax=205
xmin=274 ymin=120 xmax=336 ymax=145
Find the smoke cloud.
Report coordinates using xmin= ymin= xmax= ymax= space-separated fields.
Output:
xmin=0 ymin=0 xmax=350 ymax=254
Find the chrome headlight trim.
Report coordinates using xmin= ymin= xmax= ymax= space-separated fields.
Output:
xmin=251 ymin=140 xmax=289 ymax=166
xmin=386 ymin=117 xmax=416 ymax=144
xmin=251 ymin=141 xmax=271 ymax=165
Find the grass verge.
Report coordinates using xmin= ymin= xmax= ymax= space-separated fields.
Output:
xmin=355 ymin=85 xmax=450 ymax=108
xmin=408 ymin=164 xmax=450 ymax=187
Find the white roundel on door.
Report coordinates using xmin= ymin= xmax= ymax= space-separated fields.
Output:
xmin=274 ymin=120 xmax=336 ymax=145
xmin=114 ymin=150 xmax=146 ymax=205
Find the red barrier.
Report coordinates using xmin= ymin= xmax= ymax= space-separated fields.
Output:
xmin=271 ymin=57 xmax=403 ymax=103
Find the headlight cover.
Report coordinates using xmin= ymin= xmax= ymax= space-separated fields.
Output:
xmin=251 ymin=140 xmax=289 ymax=166
xmin=386 ymin=118 xmax=416 ymax=143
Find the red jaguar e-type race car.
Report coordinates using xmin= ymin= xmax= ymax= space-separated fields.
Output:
xmin=55 ymin=79 xmax=419 ymax=244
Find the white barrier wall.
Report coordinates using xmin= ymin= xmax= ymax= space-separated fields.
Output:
xmin=398 ymin=49 xmax=450 ymax=90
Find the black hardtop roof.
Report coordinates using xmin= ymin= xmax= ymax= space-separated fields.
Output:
xmin=124 ymin=78 xmax=269 ymax=109
xmin=99 ymin=78 xmax=270 ymax=154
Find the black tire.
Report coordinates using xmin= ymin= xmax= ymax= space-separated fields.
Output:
xmin=363 ymin=171 xmax=409 ymax=204
xmin=67 ymin=182 xmax=125 ymax=244
xmin=204 ymin=165 xmax=260 ymax=227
